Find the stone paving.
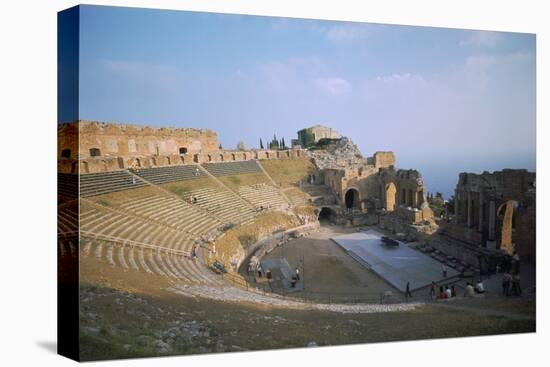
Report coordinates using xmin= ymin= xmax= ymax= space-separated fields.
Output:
xmin=170 ymin=283 xmax=422 ymax=314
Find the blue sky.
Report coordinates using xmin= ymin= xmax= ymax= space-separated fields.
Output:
xmin=76 ymin=5 xmax=536 ymax=197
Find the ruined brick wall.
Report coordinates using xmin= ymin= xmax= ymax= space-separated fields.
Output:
xmin=58 ymin=121 xmax=220 ymax=159
xmin=373 ymin=151 xmax=396 ymax=168
xmin=453 ymin=169 xmax=536 ymax=259
xmin=58 ymin=121 xmax=308 ymax=173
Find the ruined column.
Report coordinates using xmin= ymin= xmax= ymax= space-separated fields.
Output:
xmin=454 ymin=189 xmax=459 ymax=223
xmin=478 ymin=190 xmax=484 ymax=232
xmin=488 ymin=200 xmax=496 ymax=241
xmin=467 ymin=191 xmax=472 ymax=228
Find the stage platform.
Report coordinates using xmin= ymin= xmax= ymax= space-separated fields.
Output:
xmin=332 ymin=230 xmax=458 ymax=292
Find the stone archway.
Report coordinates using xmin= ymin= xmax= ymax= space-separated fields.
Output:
xmin=345 ymin=188 xmax=360 ymax=209
xmin=318 ymin=207 xmax=336 ymax=223
xmin=497 ymin=200 xmax=517 ymax=255
xmin=385 ymin=182 xmax=397 ymax=211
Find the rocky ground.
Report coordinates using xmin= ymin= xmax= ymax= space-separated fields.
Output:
xmin=310 ymin=137 xmax=367 ymax=169
xmin=79 ymin=252 xmax=535 ymax=361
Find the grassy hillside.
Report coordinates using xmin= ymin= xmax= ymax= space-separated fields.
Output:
xmin=259 ymin=158 xmax=316 ymax=187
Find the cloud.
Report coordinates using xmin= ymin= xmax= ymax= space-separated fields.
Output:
xmin=258 ymin=56 xmax=327 ymax=93
xmin=324 ymin=23 xmax=370 ymax=42
xmin=314 ymin=77 xmax=352 ymax=95
xmin=98 ymin=59 xmax=182 ymax=88
xmin=460 ymin=31 xmax=501 ymax=48
xmin=465 ymin=54 xmax=496 ymax=68
xmin=375 ymin=73 xmax=425 ymax=84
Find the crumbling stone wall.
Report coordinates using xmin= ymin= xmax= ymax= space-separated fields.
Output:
xmin=57 ymin=121 xmax=307 ymax=173
xmin=373 ymin=151 xmax=395 ymax=169
xmin=58 ymin=121 xmax=220 ymax=159
xmin=452 ymin=169 xmax=536 ymax=260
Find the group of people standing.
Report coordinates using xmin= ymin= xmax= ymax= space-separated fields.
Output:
xmin=501 ymin=252 xmax=522 ymax=297
xmin=429 ymin=281 xmax=458 ymax=300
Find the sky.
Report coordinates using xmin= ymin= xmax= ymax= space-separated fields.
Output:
xmin=74 ymin=5 xmax=536 ymax=198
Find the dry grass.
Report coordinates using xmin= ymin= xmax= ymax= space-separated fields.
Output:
xmin=260 ymin=158 xmax=315 ymax=187
xmin=78 ymin=255 xmax=535 ymax=361
xmin=88 ymin=185 xmax=165 ymax=206
xmin=217 ymin=173 xmax=272 ymax=191
xmin=160 ymin=177 xmax=217 ymax=199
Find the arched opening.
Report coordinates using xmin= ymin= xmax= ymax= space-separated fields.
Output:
xmin=70 ymin=162 xmax=78 ymax=174
xmin=166 ymin=156 xmax=171 ymax=165
xmin=296 ymin=151 xmax=301 ymax=157
xmin=385 ymin=182 xmax=397 ymax=211
xmin=231 ymin=153 xmax=236 ymax=161
xmin=345 ymin=188 xmax=360 ymax=209
xmin=407 ymin=189 xmax=414 ymax=207
xmin=401 ymin=188 xmax=407 ymax=205
xmin=219 ymin=154 xmax=224 ymax=162
xmin=89 ymin=148 xmax=101 ymax=157
xmin=193 ymin=154 xmax=199 ymax=163
xmin=61 ymin=149 xmax=71 ymax=159
xmin=207 ymin=155 xmax=212 ymax=162
xmin=135 ymin=158 xmax=141 ymax=168
xmin=286 ymin=151 xmax=290 ymax=158
xmin=265 ymin=152 xmax=270 ymax=159
xmin=497 ymin=200 xmax=517 ymax=255
xmin=243 ymin=153 xmax=247 ymax=160
xmin=179 ymin=147 xmax=188 ymax=155
xmin=318 ymin=207 xmax=336 ymax=223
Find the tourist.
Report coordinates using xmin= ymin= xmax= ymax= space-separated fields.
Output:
xmin=475 ymin=280 xmax=485 ymax=294
xmin=439 ymin=286 xmax=446 ymax=300
xmin=405 ymin=281 xmax=413 ymax=299
xmin=430 ymin=281 xmax=436 ymax=300
xmin=290 ymin=276 xmax=297 ymax=288
xmin=464 ymin=282 xmax=475 ymax=297
xmin=512 ymin=273 xmax=522 ymax=296
xmin=445 ymin=286 xmax=452 ymax=299
xmin=295 ymin=267 xmax=300 ymax=281
xmin=442 ymin=264 xmax=447 ymax=278
xmin=512 ymin=252 xmax=521 ymax=274
xmin=451 ymin=285 xmax=457 ymax=298
xmin=191 ymin=246 xmax=197 ymax=259
xmin=502 ymin=272 xmax=512 ymax=296
xmin=257 ymin=264 xmax=263 ymax=278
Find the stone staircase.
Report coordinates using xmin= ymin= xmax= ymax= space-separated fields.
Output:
xmin=80 ymin=170 xmax=146 ymax=197
xmin=202 ymin=160 xmax=262 ymax=176
xmin=133 ymin=165 xmax=206 ymax=185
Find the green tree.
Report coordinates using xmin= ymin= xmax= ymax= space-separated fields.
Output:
xmin=428 ymin=192 xmax=446 ymax=218
xmin=270 ymin=134 xmax=279 ymax=150
xmin=302 ymin=128 xmax=315 ymax=148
